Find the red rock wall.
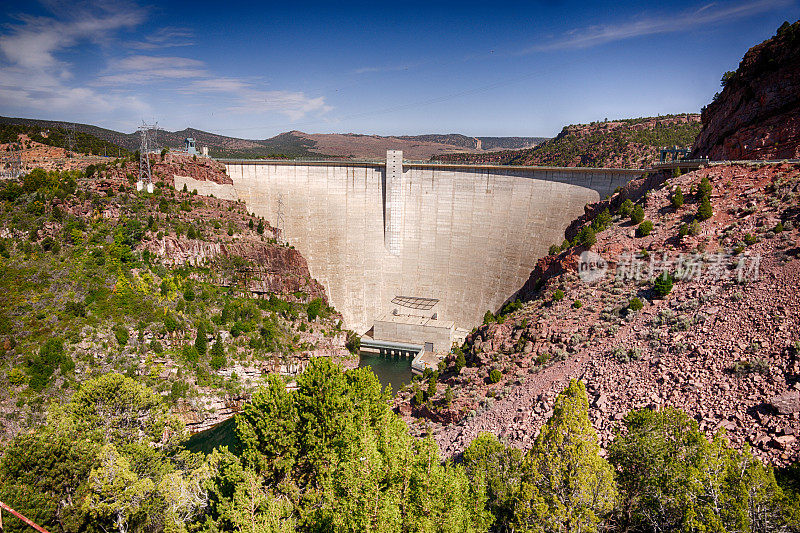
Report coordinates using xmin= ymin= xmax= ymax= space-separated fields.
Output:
xmin=692 ymin=21 xmax=800 ymax=160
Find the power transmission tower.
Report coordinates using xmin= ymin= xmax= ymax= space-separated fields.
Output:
xmin=276 ymin=193 xmax=285 ymax=244
xmin=2 ymin=142 xmax=21 ymax=179
xmin=137 ymin=121 xmax=159 ymax=193
xmin=10 ymin=143 xmax=21 ymax=178
xmin=66 ymin=123 xmax=76 ymax=153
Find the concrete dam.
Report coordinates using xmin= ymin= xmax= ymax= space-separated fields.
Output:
xmin=177 ymin=152 xmax=641 ymax=336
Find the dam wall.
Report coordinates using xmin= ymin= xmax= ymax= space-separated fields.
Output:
xmin=209 ymin=158 xmax=641 ymax=333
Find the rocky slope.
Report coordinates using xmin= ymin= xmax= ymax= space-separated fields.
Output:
xmin=1 ymin=135 xmax=115 ymax=173
xmin=692 ymin=21 xmax=800 ymax=161
xmin=433 ymin=114 xmax=701 ymax=168
xmin=399 ymin=161 xmax=800 ymax=466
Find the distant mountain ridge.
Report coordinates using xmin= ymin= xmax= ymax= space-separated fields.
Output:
xmin=0 ymin=116 xmax=546 ymax=160
xmin=432 ymin=114 xmax=702 ymax=168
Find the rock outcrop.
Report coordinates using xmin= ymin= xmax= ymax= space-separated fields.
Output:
xmin=146 ymin=237 xmax=326 ymax=299
xmin=692 ymin=21 xmax=800 ymax=160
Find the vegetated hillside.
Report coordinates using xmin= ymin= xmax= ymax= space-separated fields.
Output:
xmin=0 ymin=152 xmax=357 ymax=443
xmin=692 ymin=20 xmax=800 ymax=160
xmin=0 ymin=123 xmax=129 ymax=157
xmin=399 ymin=161 xmax=800 ymax=468
xmin=432 ymin=114 xmax=702 ymax=168
xmin=0 ymin=117 xmax=547 ymax=160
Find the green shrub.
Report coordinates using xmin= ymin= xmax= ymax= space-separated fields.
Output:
xmin=183 ymin=287 xmax=195 ymax=301
xmin=7 ymin=367 xmax=26 ymax=386
xmin=678 ymin=224 xmax=689 ymax=238
xmin=444 ymin=385 xmax=453 ymax=407
xmin=730 ymin=358 xmax=769 ymax=376
xmin=256 ymin=220 xmax=264 ymax=234
xmin=637 ymin=220 xmax=653 ymax=237
xmin=671 ymin=186 xmax=684 ymax=208
xmin=307 ymin=298 xmax=327 ymax=321
xmin=113 ymin=326 xmax=129 ymax=346
xmin=149 ymin=340 xmax=163 ymax=353
xmin=163 ymin=314 xmax=179 ymax=333
xmin=590 ymin=208 xmax=612 ymax=232
xmin=483 ymin=310 xmax=496 ymax=325
xmin=26 ymin=338 xmax=66 ymax=391
xmin=552 ymin=289 xmax=565 ymax=302
xmin=489 ymin=369 xmax=502 ymax=384
xmin=619 ymin=199 xmax=634 ymax=217
xmin=628 ymin=297 xmax=644 ymax=311
xmin=182 ymin=344 xmax=199 ymax=363
xmin=345 ymin=331 xmax=361 ymax=354
xmin=697 ymin=195 xmax=713 ymax=221
xmin=653 ymin=272 xmax=674 ymax=298
xmin=65 ymin=301 xmax=86 ymax=317
xmin=574 ymin=226 xmax=596 ymax=247
xmin=630 ymin=205 xmax=645 ymax=224
xmin=773 ymin=222 xmax=785 ymax=233
xmin=455 ymin=352 xmax=466 ymax=373
xmin=549 ymin=244 xmax=561 ymax=255
xmin=572 ymin=299 xmax=582 ymax=309
xmin=743 ymin=233 xmax=757 ymax=245
xmin=689 ymin=219 xmax=701 ymax=236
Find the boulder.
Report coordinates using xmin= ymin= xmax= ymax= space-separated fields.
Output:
xmin=770 ymin=391 xmax=800 ymax=415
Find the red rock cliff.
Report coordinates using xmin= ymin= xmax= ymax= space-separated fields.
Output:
xmin=692 ymin=21 xmax=800 ymax=161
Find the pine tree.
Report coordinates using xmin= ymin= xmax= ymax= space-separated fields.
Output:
xmin=697 ymin=195 xmax=713 ymax=221
xmin=698 ymin=176 xmax=712 ymax=198
xmin=515 ymin=379 xmax=616 ymax=532
xmin=618 ymin=199 xmax=634 ymax=217
xmin=653 ymin=272 xmax=673 ymax=298
xmin=210 ymin=334 xmax=226 ymax=370
xmin=194 ymin=322 xmax=208 ymax=356
xmin=671 ymin=186 xmax=684 ymax=208
xmin=630 ymin=204 xmax=645 ymax=224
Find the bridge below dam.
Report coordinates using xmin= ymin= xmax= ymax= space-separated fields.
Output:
xmin=178 ymin=152 xmax=643 ymax=338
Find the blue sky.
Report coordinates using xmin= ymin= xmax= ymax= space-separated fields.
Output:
xmin=0 ymin=0 xmax=796 ymax=138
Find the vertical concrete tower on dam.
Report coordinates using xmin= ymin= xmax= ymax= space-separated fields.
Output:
xmin=178 ymin=152 xmax=641 ymax=338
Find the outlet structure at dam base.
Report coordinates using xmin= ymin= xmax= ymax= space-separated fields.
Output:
xmin=177 ymin=152 xmax=642 ymax=349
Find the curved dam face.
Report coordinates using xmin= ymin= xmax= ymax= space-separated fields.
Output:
xmin=212 ymin=157 xmax=640 ymax=333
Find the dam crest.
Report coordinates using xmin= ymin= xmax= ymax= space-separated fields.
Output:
xmin=176 ymin=152 xmax=641 ymax=337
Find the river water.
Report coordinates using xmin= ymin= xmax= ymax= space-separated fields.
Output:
xmin=357 ymin=351 xmax=414 ymax=396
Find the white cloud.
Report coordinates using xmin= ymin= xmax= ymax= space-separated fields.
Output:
xmin=187 ymin=79 xmax=332 ymax=120
xmin=128 ymin=26 xmax=194 ymax=50
xmin=95 ymin=55 xmax=208 ymax=85
xmin=0 ymin=3 xmax=149 ymax=117
xmin=527 ymin=0 xmax=792 ymax=52
xmin=0 ymin=2 xmax=330 ymax=126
